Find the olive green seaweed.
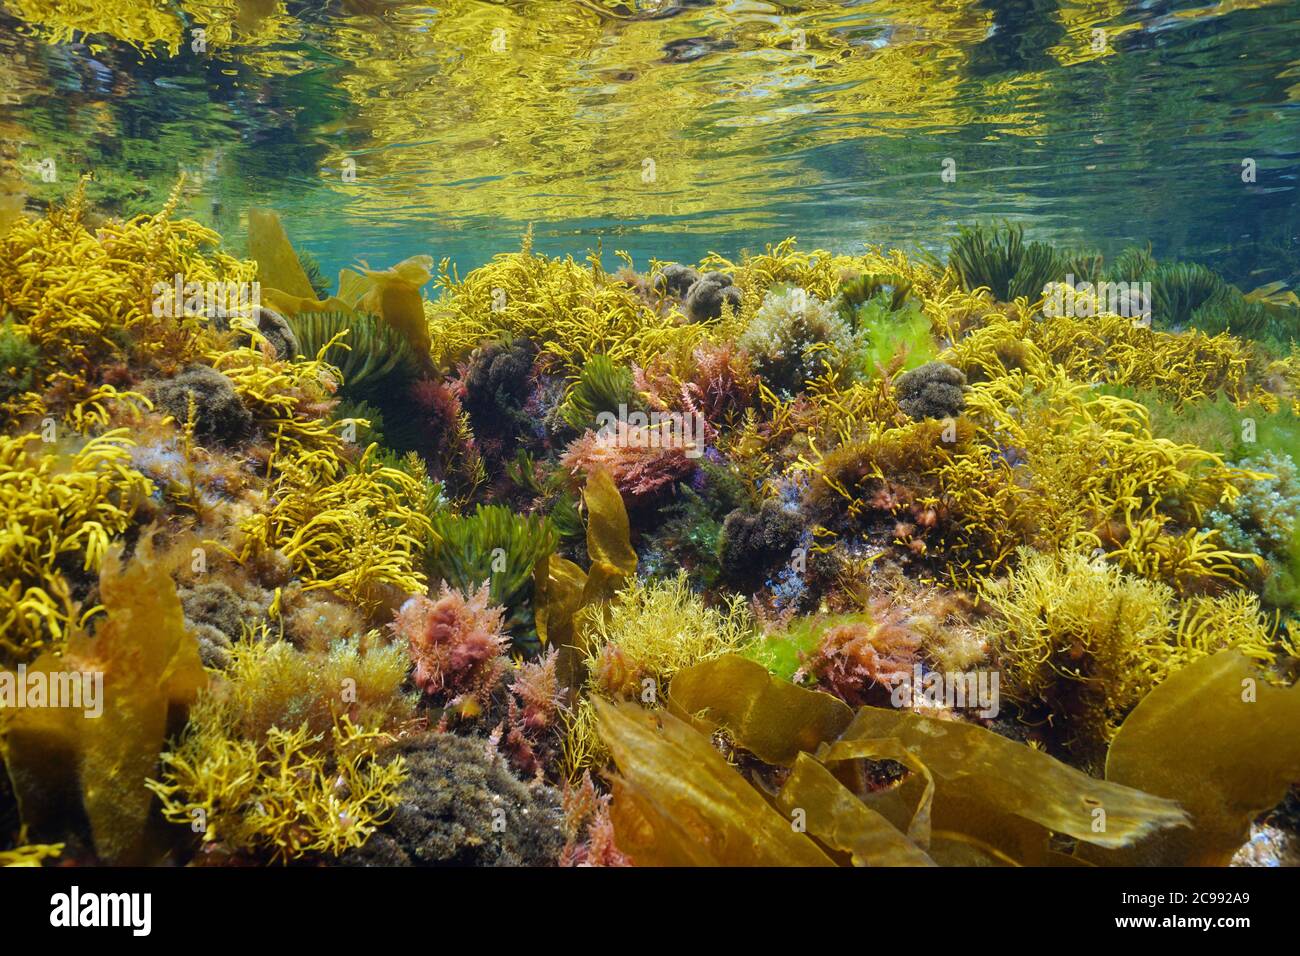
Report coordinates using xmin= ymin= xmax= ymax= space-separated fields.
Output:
xmin=1085 ymin=649 xmax=1300 ymax=866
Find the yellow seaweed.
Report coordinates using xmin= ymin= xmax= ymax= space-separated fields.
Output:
xmin=533 ymin=467 xmax=636 ymax=649
xmin=247 ymin=207 xmax=319 ymax=302
xmin=345 ymin=255 xmax=434 ymax=358
xmin=775 ymin=753 xmax=936 ymax=867
xmin=581 ymin=467 xmax=637 ymax=587
xmin=533 ymin=554 xmax=587 ymax=649
xmin=667 ymin=654 xmax=852 ymax=767
xmin=1 ymin=540 xmax=206 ymax=864
xmin=1089 ymin=649 xmax=1300 ymax=866
xmin=595 ymin=698 xmax=835 ymax=867
xmin=425 ymin=238 xmax=705 ymax=371
xmin=0 ymin=841 xmax=64 ymax=867
xmin=0 ymin=429 xmax=153 ymax=661
xmin=820 ymin=707 xmax=1190 ymax=854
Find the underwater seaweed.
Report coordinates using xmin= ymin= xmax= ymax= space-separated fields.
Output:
xmin=947 ymin=221 xmax=1063 ymax=303
xmin=426 ymin=503 xmax=557 ymax=642
xmin=393 ymin=582 xmax=510 ymax=711
xmin=2 ymin=538 xmax=206 ymax=864
xmin=238 ymin=444 xmax=432 ymax=610
xmin=286 ymin=310 xmax=421 ymax=394
xmin=150 ymin=714 xmax=408 ymax=864
xmin=582 ymin=573 xmax=754 ymax=696
xmin=0 ymin=428 xmax=153 ymax=661
xmin=560 ymin=571 xmax=752 ymax=777
xmin=797 ymin=609 xmax=922 ymax=707
xmin=1085 ymin=649 xmax=1300 ymax=866
xmin=977 ymin=548 xmax=1277 ymax=761
xmin=146 ymin=629 xmax=413 ymax=864
xmin=594 ymin=659 xmax=1197 ymax=867
xmin=851 ymin=294 xmax=938 ymax=379
xmin=561 ymin=418 xmax=699 ymax=504
xmin=717 ymin=498 xmax=805 ymax=593
xmin=153 ymin=365 xmax=255 ymax=446
xmin=737 ymin=285 xmax=853 ymax=395
xmin=683 ymin=270 xmax=743 ymax=322
xmin=0 ymin=319 xmax=39 ymax=404
xmin=0 ymin=183 xmax=256 ymax=410
xmin=1147 ymin=261 xmax=1228 ymax=328
xmin=3 ymin=169 xmax=1298 ymax=876
xmin=558 ymin=352 xmax=643 ymax=433
xmin=426 ymin=236 xmax=705 ymax=372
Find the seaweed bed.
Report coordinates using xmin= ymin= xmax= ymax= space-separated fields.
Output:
xmin=2 ymin=187 xmax=1299 ymax=868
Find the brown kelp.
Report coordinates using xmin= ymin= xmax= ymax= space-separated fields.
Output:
xmin=3 ymin=187 xmax=1299 ymax=869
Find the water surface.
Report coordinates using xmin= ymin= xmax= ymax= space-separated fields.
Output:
xmin=2 ymin=0 xmax=1297 ymax=286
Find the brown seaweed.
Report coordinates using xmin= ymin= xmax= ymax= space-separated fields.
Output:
xmin=1085 ymin=649 xmax=1300 ymax=866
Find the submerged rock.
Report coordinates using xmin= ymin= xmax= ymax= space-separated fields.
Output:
xmin=154 ymin=365 xmax=254 ymax=445
xmin=719 ymin=500 xmax=804 ymax=591
xmin=895 ymin=361 xmax=967 ymax=420
xmin=178 ymin=580 xmax=271 ymax=669
xmin=216 ymin=305 xmax=299 ymax=360
xmin=655 ymin=262 xmax=700 ymax=298
xmin=685 ymin=270 xmax=742 ymax=321
xmin=1230 ymin=823 xmax=1300 ymax=867
xmin=343 ymin=732 xmax=564 ymax=867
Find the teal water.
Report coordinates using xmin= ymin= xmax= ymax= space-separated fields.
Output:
xmin=2 ymin=0 xmax=1298 ymax=288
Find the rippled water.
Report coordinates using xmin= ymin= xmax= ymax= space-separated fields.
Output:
xmin=2 ymin=0 xmax=1298 ymax=286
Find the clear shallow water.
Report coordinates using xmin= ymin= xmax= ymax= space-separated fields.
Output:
xmin=2 ymin=0 xmax=1298 ymax=288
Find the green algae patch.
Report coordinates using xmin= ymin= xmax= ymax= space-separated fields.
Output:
xmin=1087 ymin=649 xmax=1300 ymax=866
xmin=741 ymin=613 xmax=848 ymax=682
xmin=668 ymin=654 xmax=851 ymax=767
xmin=1 ymin=540 xmax=206 ymax=863
xmin=821 ymin=708 xmax=1190 ymax=856
xmin=595 ymin=698 xmax=835 ymax=866
xmin=776 ymin=753 xmax=936 ymax=866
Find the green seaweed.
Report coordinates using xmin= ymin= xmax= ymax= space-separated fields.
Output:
xmin=427 ymin=504 xmax=557 ymax=639
xmin=852 ymin=296 xmax=937 ymax=377
xmin=288 ymin=310 xmax=421 ymax=395
xmin=0 ymin=318 xmax=39 ymax=403
xmin=947 ymin=221 xmax=1064 ymax=303
xmin=560 ymin=353 xmax=643 ymax=433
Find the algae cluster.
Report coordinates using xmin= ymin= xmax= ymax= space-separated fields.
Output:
xmin=1 ymin=186 xmax=1298 ymax=869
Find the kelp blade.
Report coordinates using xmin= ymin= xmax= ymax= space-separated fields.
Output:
xmin=248 ymin=208 xmax=318 ymax=301
xmin=776 ymin=753 xmax=936 ymax=866
xmin=1 ymin=543 xmax=206 ymax=863
xmin=822 ymin=707 xmax=1189 ymax=853
xmin=595 ymin=699 xmax=835 ymax=866
xmin=1088 ymin=649 xmax=1300 ymax=866
xmin=668 ymin=654 xmax=852 ymax=767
